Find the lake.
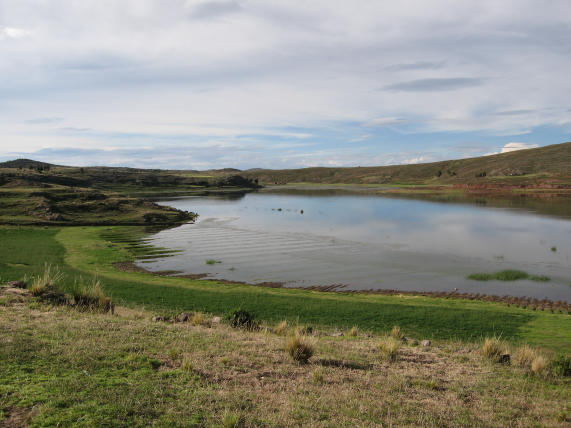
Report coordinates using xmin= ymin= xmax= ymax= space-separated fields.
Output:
xmin=137 ymin=191 xmax=571 ymax=302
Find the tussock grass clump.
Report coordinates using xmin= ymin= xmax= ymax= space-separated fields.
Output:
xmin=379 ymin=336 xmax=401 ymax=361
xmin=481 ymin=337 xmax=507 ymax=362
xmin=30 ymin=263 xmax=64 ymax=296
xmin=227 ymin=309 xmax=259 ymax=331
xmin=69 ymin=277 xmax=114 ymax=313
xmin=181 ymin=354 xmax=195 ymax=372
xmin=190 ymin=312 xmax=209 ymax=326
xmin=347 ymin=326 xmax=359 ymax=337
xmin=286 ymin=333 xmax=316 ymax=363
xmin=274 ymin=320 xmax=288 ymax=335
xmin=513 ymin=345 xmax=539 ymax=369
xmin=531 ymin=356 xmax=548 ymax=376
xmin=390 ymin=325 xmax=403 ymax=340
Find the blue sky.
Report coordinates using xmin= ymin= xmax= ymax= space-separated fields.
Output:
xmin=0 ymin=0 xmax=570 ymax=169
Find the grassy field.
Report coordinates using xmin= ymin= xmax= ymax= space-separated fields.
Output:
xmin=1 ymin=291 xmax=570 ymax=427
xmin=1 ymin=226 xmax=569 ymax=353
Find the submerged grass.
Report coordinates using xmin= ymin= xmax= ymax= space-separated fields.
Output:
xmin=468 ymin=269 xmax=551 ymax=282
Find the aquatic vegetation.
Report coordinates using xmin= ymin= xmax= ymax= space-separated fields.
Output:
xmin=467 ymin=270 xmax=550 ymax=282
xmin=205 ymin=259 xmax=221 ymax=265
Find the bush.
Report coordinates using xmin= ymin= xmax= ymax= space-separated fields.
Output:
xmin=481 ymin=337 xmax=506 ymax=362
xmin=227 ymin=309 xmax=258 ymax=331
xmin=379 ymin=337 xmax=401 ymax=361
xmin=286 ymin=333 xmax=316 ymax=363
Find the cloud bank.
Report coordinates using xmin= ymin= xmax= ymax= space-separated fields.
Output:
xmin=0 ymin=0 xmax=570 ymax=168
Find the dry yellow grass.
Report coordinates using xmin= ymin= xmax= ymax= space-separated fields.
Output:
xmin=513 ymin=344 xmax=540 ymax=369
xmin=379 ymin=336 xmax=401 ymax=361
xmin=286 ymin=333 xmax=316 ymax=363
xmin=347 ymin=326 xmax=359 ymax=336
xmin=481 ymin=337 xmax=506 ymax=362
xmin=274 ymin=320 xmax=288 ymax=335
xmin=531 ymin=356 xmax=548 ymax=376
xmin=390 ymin=325 xmax=403 ymax=340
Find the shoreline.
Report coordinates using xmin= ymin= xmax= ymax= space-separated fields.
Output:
xmin=114 ymin=261 xmax=571 ymax=313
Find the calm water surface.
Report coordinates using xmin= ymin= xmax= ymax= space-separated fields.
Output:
xmin=137 ymin=192 xmax=571 ymax=301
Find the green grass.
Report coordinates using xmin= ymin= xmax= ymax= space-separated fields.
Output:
xmin=467 ymin=270 xmax=551 ymax=282
xmin=0 ymin=226 xmax=569 ymax=351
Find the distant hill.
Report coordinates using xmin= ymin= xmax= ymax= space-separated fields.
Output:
xmin=0 ymin=158 xmax=58 ymax=170
xmin=239 ymin=142 xmax=571 ymax=186
xmin=1 ymin=142 xmax=569 ymax=187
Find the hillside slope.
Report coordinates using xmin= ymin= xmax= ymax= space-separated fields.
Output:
xmin=241 ymin=142 xmax=571 ymax=186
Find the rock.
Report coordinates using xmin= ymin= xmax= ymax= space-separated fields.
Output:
xmin=421 ymin=340 xmax=431 ymax=347
xmin=175 ymin=312 xmax=193 ymax=323
xmin=6 ymin=281 xmax=26 ymax=289
xmin=499 ymin=354 xmax=510 ymax=364
xmin=211 ymin=316 xmax=221 ymax=324
xmin=331 ymin=332 xmax=343 ymax=337
xmin=152 ymin=316 xmax=167 ymax=322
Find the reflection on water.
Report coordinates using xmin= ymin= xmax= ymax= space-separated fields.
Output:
xmin=137 ymin=192 xmax=571 ymax=302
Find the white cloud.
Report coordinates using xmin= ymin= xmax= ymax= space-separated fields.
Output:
xmin=0 ymin=26 xmax=32 ymax=40
xmin=500 ymin=142 xmax=539 ymax=153
xmin=363 ymin=117 xmax=408 ymax=127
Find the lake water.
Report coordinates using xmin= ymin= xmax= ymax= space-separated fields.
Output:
xmin=137 ymin=192 xmax=571 ymax=302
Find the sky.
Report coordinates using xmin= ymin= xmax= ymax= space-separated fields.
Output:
xmin=1 ymin=0 xmax=570 ymax=170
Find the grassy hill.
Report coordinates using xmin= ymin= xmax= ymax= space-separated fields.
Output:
xmin=240 ymin=142 xmax=571 ymax=186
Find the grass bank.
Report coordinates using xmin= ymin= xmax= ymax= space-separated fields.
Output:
xmin=0 ymin=226 xmax=569 ymax=352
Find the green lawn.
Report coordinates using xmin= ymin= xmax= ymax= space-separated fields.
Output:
xmin=1 ymin=226 xmax=570 ymax=351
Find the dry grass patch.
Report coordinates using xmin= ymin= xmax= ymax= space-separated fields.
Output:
xmin=274 ymin=320 xmax=288 ymax=335
xmin=29 ymin=263 xmax=63 ymax=296
xmin=481 ymin=337 xmax=507 ymax=362
xmin=379 ymin=336 xmax=401 ymax=361
xmin=390 ymin=325 xmax=403 ymax=340
xmin=286 ymin=333 xmax=316 ymax=363
xmin=347 ymin=325 xmax=359 ymax=337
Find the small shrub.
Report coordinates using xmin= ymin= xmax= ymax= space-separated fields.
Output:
xmin=30 ymin=263 xmax=64 ymax=296
xmin=531 ymin=356 xmax=547 ymax=375
xmin=550 ymin=355 xmax=571 ymax=377
xmin=286 ymin=333 xmax=316 ymax=363
xmin=379 ymin=336 xmax=401 ymax=361
xmin=481 ymin=337 xmax=506 ymax=362
xmin=274 ymin=320 xmax=288 ymax=335
xmin=227 ymin=309 xmax=258 ymax=331
xmin=390 ymin=325 xmax=403 ymax=340
xmin=513 ymin=345 xmax=538 ymax=369
xmin=347 ymin=326 xmax=359 ymax=337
